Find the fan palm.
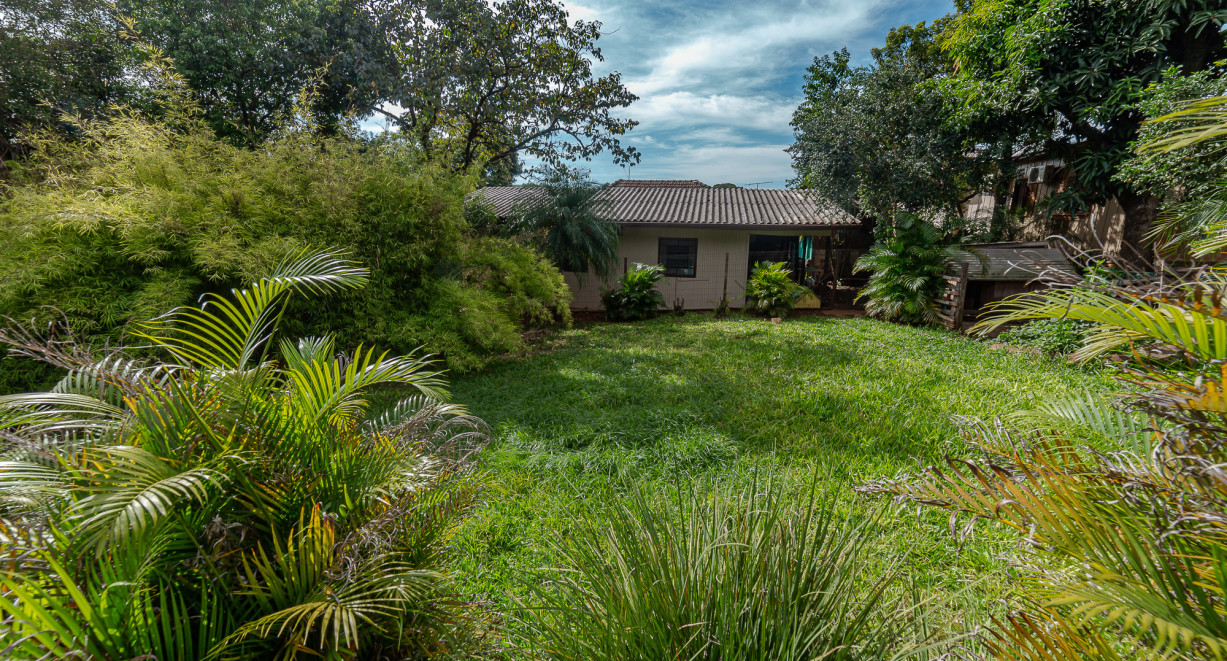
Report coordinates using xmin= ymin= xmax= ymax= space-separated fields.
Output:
xmin=0 ymin=250 xmax=488 ymax=660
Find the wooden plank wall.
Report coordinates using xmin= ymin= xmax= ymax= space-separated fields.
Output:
xmin=935 ymin=262 xmax=969 ymax=331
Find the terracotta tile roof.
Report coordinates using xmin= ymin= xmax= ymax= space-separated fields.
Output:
xmin=470 ymin=183 xmax=860 ymax=229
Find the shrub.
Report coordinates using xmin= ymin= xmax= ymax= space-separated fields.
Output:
xmin=519 ymin=481 xmax=924 ymax=660
xmin=0 ymin=252 xmax=488 ymax=659
xmin=995 ymin=318 xmax=1093 ymax=354
xmin=854 ymin=212 xmax=963 ymax=326
xmin=0 ymin=112 xmax=569 ymax=383
xmin=601 ymin=263 xmax=666 ymax=321
xmin=744 ymin=261 xmax=809 ymax=317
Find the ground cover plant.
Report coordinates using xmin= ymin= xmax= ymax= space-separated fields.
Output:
xmin=437 ymin=314 xmax=1117 ymax=655
xmin=0 ymin=252 xmax=489 ymax=659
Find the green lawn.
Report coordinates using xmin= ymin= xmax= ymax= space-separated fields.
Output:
xmin=438 ymin=314 xmax=1116 ymax=648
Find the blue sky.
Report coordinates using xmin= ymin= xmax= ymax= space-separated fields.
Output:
xmin=568 ymin=0 xmax=956 ymax=186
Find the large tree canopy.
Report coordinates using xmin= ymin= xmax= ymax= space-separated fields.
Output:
xmin=941 ymin=0 xmax=1227 ymax=246
xmin=122 ymin=0 xmax=390 ymax=147
xmin=371 ymin=0 xmax=639 ymax=173
xmin=789 ymin=18 xmax=1004 ymax=238
xmin=2 ymin=0 xmax=637 ymax=177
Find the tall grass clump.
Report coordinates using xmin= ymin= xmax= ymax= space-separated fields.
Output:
xmin=519 ymin=480 xmax=932 ymax=660
xmin=0 ymin=251 xmax=490 ymax=659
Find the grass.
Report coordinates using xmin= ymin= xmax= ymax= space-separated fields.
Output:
xmin=423 ymin=314 xmax=1116 ymax=654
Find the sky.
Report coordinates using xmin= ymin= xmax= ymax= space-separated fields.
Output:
xmin=565 ymin=0 xmax=956 ymax=187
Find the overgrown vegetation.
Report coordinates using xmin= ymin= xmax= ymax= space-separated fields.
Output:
xmin=600 ymin=263 xmax=666 ymax=321
xmin=0 ymin=252 xmax=489 ymax=659
xmin=743 ymin=261 xmax=809 ymax=318
xmin=856 ymin=93 xmax=1227 ymax=657
xmin=441 ymin=315 xmax=1116 ymax=654
xmin=0 ymin=106 xmax=569 ymax=388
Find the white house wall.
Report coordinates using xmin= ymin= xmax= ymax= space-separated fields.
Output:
xmin=564 ymin=226 xmax=831 ymax=311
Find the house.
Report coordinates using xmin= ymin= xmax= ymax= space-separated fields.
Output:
xmin=472 ymin=179 xmax=867 ymax=311
xmin=963 ymin=150 xmax=1132 ymax=254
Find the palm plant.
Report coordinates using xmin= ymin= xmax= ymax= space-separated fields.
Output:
xmin=0 ymin=251 xmax=488 ymax=660
xmin=854 ymin=213 xmax=965 ymax=325
xmin=513 ymin=168 xmax=620 ymax=279
xmin=1143 ymin=96 xmax=1227 ymax=258
xmin=744 ymin=261 xmax=810 ymax=318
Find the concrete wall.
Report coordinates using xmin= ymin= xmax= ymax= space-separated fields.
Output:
xmin=564 ymin=226 xmax=831 ymax=311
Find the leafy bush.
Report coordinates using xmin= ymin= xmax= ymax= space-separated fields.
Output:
xmin=854 ymin=213 xmax=963 ymax=326
xmin=601 ymin=263 xmax=666 ymax=321
xmin=995 ymin=318 xmax=1093 ymax=354
xmin=0 ymin=252 xmax=489 ymax=659
xmin=744 ymin=261 xmax=809 ymax=317
xmin=0 ymin=111 xmax=569 ymax=385
xmin=520 ymin=481 xmax=924 ymax=660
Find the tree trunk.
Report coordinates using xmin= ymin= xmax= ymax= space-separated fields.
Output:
xmin=1116 ymin=189 xmax=1157 ymax=264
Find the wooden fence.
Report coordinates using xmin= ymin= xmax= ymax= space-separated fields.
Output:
xmin=935 ymin=262 xmax=969 ymax=331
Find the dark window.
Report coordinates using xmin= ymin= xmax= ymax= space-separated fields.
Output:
xmin=658 ymin=238 xmax=698 ymax=278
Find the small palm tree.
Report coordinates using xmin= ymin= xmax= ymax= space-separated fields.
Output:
xmin=854 ymin=212 xmax=964 ymax=326
xmin=513 ymin=168 xmax=620 ymax=279
xmin=0 ymin=251 xmax=488 ymax=659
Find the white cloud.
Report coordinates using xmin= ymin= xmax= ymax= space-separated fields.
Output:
xmin=625 ymin=0 xmax=888 ymax=96
xmin=628 ymin=91 xmax=797 ymax=133
xmin=605 ymin=144 xmax=795 ymax=187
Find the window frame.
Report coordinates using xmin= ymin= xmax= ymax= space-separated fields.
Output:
xmin=658 ymin=237 xmax=698 ymax=278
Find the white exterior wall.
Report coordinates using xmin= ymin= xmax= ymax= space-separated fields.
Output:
xmin=564 ymin=226 xmax=831 ymax=311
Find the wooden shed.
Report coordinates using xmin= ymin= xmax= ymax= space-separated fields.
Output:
xmin=939 ymin=241 xmax=1078 ymax=327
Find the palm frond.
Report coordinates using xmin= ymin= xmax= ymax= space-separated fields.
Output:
xmin=69 ymin=445 xmax=229 ymax=551
xmin=135 ymin=251 xmax=368 ymax=370
xmin=976 ymin=285 xmax=1227 ymax=361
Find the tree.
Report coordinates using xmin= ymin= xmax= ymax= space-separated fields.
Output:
xmin=120 ymin=0 xmax=387 ymax=146
xmin=789 ymin=19 xmax=1004 ymax=238
xmin=372 ymin=0 xmax=639 ymax=174
xmin=511 ymin=168 xmax=621 ymax=279
xmin=941 ymin=0 xmax=1227 ymax=251
xmin=0 ymin=0 xmax=138 ymax=167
